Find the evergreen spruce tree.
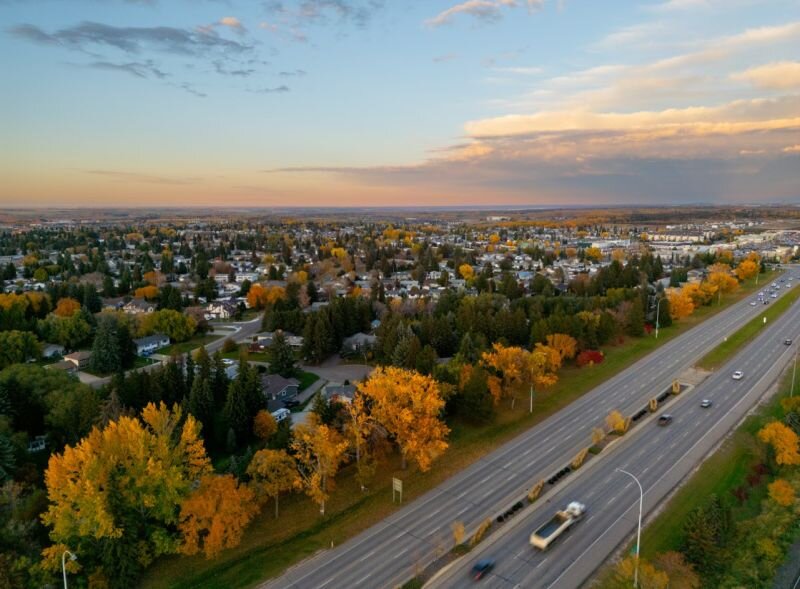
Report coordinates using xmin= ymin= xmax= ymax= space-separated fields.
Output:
xmin=269 ymin=331 xmax=296 ymax=377
xmin=91 ymin=315 xmax=122 ymax=374
xmin=188 ymin=376 xmax=214 ymax=434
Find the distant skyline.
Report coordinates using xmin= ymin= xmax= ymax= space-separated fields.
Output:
xmin=2 ymin=0 xmax=799 ymax=207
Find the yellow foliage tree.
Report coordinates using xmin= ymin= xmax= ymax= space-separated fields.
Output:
xmin=667 ymin=288 xmax=694 ymax=320
xmin=143 ymin=270 xmax=164 ymax=286
xmin=584 ymin=247 xmax=602 ymax=263
xmin=707 ymin=264 xmax=738 ymax=297
xmin=606 ymin=410 xmax=629 ymax=435
xmin=604 ymin=557 xmax=669 ymax=589
xmin=291 ymin=418 xmax=349 ymax=515
xmin=247 ymin=449 xmax=301 ymax=518
xmin=247 ymin=284 xmax=287 ymax=309
xmin=768 ymin=478 xmax=795 ymax=507
xmin=651 ymin=552 xmax=700 ymax=589
xmin=41 ymin=403 xmax=211 ymax=571
xmin=54 ymin=297 xmax=81 ymax=318
xmin=546 ymin=333 xmax=578 ymax=361
xmin=179 ymin=474 xmax=259 ymax=558
xmin=481 ymin=343 xmax=561 ymax=407
xmin=357 ymin=367 xmax=450 ymax=471
xmin=757 ymin=421 xmax=800 ymax=466
xmin=459 ymin=264 xmax=474 ymax=280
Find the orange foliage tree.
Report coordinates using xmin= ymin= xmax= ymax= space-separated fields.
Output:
xmin=134 ymin=285 xmax=160 ymax=300
xmin=768 ymin=478 xmax=795 ymax=507
xmin=481 ymin=343 xmax=561 ymax=407
xmin=143 ymin=270 xmax=165 ymax=286
xmin=758 ymin=421 xmax=800 ymax=466
xmin=54 ymin=297 xmax=81 ymax=317
xmin=735 ymin=259 xmax=759 ymax=282
xmin=247 ymin=284 xmax=287 ymax=309
xmin=357 ymin=367 xmax=450 ymax=471
xmin=247 ymin=449 xmax=300 ymax=518
xmin=179 ymin=474 xmax=259 ymax=558
xmin=291 ymin=417 xmax=349 ymax=515
xmin=707 ymin=264 xmax=738 ymax=297
xmin=458 ymin=264 xmax=474 ymax=280
xmin=253 ymin=410 xmax=277 ymax=441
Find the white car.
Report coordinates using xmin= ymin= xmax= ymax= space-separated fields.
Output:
xmin=732 ymin=371 xmax=744 ymax=380
xmin=750 ymin=301 xmax=757 ymax=306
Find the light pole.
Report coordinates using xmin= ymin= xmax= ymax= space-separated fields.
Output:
xmin=529 ymin=383 xmax=534 ymax=414
xmin=655 ymin=297 xmax=664 ymax=339
xmin=62 ymin=550 xmax=77 ymax=589
xmin=792 ymin=344 xmax=798 ymax=398
xmin=616 ymin=468 xmax=643 ymax=588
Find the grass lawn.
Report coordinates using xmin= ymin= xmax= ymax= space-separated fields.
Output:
xmin=296 ymin=369 xmax=320 ymax=391
xmin=140 ymin=271 xmax=778 ymax=589
xmin=221 ymin=345 xmax=271 ymax=363
xmin=696 ymin=282 xmax=800 ymax=371
xmin=158 ymin=334 xmax=222 ymax=356
xmin=637 ymin=368 xmax=792 ymax=560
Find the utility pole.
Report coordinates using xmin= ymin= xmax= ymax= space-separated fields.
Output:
xmin=655 ymin=297 xmax=664 ymax=339
xmin=792 ymin=345 xmax=798 ymax=398
xmin=617 ymin=469 xmax=643 ymax=589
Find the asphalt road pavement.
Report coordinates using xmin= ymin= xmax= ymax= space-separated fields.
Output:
xmin=260 ymin=273 xmax=797 ymax=589
xmin=430 ymin=276 xmax=800 ymax=589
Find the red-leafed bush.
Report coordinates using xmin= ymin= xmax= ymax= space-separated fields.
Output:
xmin=644 ymin=324 xmax=654 ymax=334
xmin=576 ymin=350 xmax=605 ymax=367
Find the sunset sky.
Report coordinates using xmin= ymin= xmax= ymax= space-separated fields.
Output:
xmin=2 ymin=0 xmax=799 ymax=207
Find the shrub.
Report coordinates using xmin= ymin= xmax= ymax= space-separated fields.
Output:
xmin=576 ymin=350 xmax=605 ymax=367
xmin=528 ymin=480 xmax=545 ymax=503
xmin=470 ymin=518 xmax=493 ymax=547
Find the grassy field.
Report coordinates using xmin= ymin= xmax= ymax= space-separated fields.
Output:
xmin=638 ymin=368 xmax=792 ymax=559
xmin=157 ymin=334 xmax=222 ymax=356
xmin=140 ymin=271 xmax=778 ymax=589
xmin=296 ymin=369 xmax=320 ymax=391
xmin=696 ymin=282 xmax=800 ymax=371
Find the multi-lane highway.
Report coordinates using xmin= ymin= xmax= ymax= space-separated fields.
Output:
xmin=430 ymin=277 xmax=800 ymax=588
xmin=260 ymin=273 xmax=796 ymax=589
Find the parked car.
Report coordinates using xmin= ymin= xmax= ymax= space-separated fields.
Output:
xmin=657 ymin=414 xmax=673 ymax=426
xmin=732 ymin=371 xmax=744 ymax=380
xmin=700 ymin=399 xmax=712 ymax=408
xmin=470 ymin=559 xmax=495 ymax=581
xmin=283 ymin=399 xmax=300 ymax=409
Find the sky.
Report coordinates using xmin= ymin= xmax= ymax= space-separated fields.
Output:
xmin=1 ymin=0 xmax=799 ymax=208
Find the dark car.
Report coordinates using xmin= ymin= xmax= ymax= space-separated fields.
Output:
xmin=657 ymin=414 xmax=673 ymax=426
xmin=283 ymin=400 xmax=300 ymax=409
xmin=471 ymin=559 xmax=495 ymax=581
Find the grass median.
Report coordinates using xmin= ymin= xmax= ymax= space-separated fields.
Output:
xmin=696 ymin=282 xmax=800 ymax=371
xmin=140 ymin=272 xmax=779 ymax=589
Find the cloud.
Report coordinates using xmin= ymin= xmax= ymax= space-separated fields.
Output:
xmin=264 ymin=1 xmax=385 ymax=29
xmin=85 ymin=170 xmax=196 ymax=185
xmin=248 ymin=85 xmax=290 ymax=93
xmin=87 ymin=59 xmax=168 ymax=79
xmin=494 ymin=66 xmax=543 ymax=75
xmin=279 ymin=69 xmax=306 ymax=76
xmin=433 ymin=53 xmax=458 ymax=63
xmin=213 ymin=60 xmax=256 ymax=76
xmin=426 ymin=0 xmax=519 ymax=27
xmin=10 ymin=21 xmax=253 ymax=56
xmin=219 ymin=16 xmax=246 ymax=34
xmin=784 ymin=144 xmax=800 ymax=153
xmin=732 ymin=61 xmax=800 ymax=90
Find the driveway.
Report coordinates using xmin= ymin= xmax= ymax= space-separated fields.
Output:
xmin=301 ymin=355 xmax=373 ymax=384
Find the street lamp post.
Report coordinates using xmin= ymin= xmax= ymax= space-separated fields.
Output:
xmin=62 ymin=550 xmax=77 ymax=589
xmin=792 ymin=345 xmax=798 ymax=398
xmin=616 ymin=469 xmax=643 ymax=588
xmin=655 ymin=297 xmax=664 ymax=339
xmin=529 ymin=384 xmax=534 ymax=414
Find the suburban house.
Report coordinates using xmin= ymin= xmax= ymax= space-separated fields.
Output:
xmin=123 ymin=298 xmax=156 ymax=314
xmin=323 ymin=383 xmax=356 ymax=404
xmin=41 ymin=343 xmax=65 ymax=359
xmin=341 ymin=332 xmax=377 ymax=355
xmin=133 ymin=333 xmax=170 ymax=355
xmin=46 ymin=360 xmax=77 ymax=374
xmin=205 ymin=300 xmax=237 ymax=320
xmin=64 ymin=351 xmax=92 ymax=370
xmin=261 ymin=374 xmax=300 ymax=401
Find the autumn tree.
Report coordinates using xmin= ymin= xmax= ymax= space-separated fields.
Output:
xmin=584 ymin=247 xmax=603 ymax=263
xmin=247 ymin=284 xmax=287 ymax=310
xmin=458 ymin=264 xmax=474 ymax=280
xmin=481 ymin=343 xmax=561 ymax=407
xmin=768 ymin=478 xmax=795 ymax=506
xmin=651 ymin=552 xmax=700 ymax=589
xmin=253 ymin=410 xmax=277 ymax=441
xmin=291 ymin=417 xmax=349 ymax=515
xmin=546 ymin=333 xmax=578 ymax=361
xmin=54 ymin=297 xmax=81 ymax=317
xmin=41 ymin=403 xmax=211 ymax=588
xmin=757 ymin=421 xmax=800 ymax=466
xmin=179 ymin=474 xmax=259 ymax=558
xmin=344 ymin=394 xmax=377 ymax=490
xmin=602 ymin=556 xmax=668 ymax=589
xmin=707 ymin=263 xmax=738 ymax=299
xmin=134 ymin=285 xmax=160 ymax=300
xmin=606 ymin=410 xmax=629 ymax=435
xmin=735 ymin=259 xmax=759 ymax=282
xmin=247 ymin=449 xmax=300 ymax=518
xmin=357 ymin=367 xmax=449 ymax=471
xmin=667 ymin=288 xmax=695 ymax=320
